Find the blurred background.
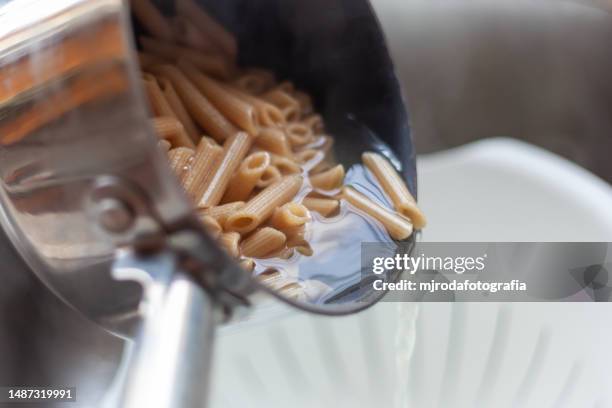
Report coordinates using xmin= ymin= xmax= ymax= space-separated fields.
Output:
xmin=1 ymin=0 xmax=612 ymax=407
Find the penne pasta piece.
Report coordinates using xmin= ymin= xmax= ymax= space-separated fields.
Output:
xmin=341 ymin=186 xmax=413 ymax=240
xmin=183 ymin=138 xmax=224 ymax=200
xmin=294 ymin=149 xmax=324 ymax=165
xmin=167 ymin=147 xmax=194 ymax=184
xmin=158 ymin=139 xmax=171 ymax=153
xmin=222 ymin=152 xmax=271 ymax=202
xmin=225 ymin=175 xmax=303 ymax=234
xmin=143 ymin=76 xmax=175 ymax=117
xmin=151 ymin=116 xmax=195 ymax=148
xmin=225 ymin=85 xmax=285 ymax=128
xmin=255 ymin=165 xmax=282 ymax=188
xmin=294 ymin=91 xmax=313 ymax=116
xmin=264 ymin=247 xmax=295 ymax=260
xmin=200 ymin=215 xmax=222 ymax=239
xmin=255 ymin=128 xmax=293 ymax=157
xmin=278 ymin=282 xmax=304 ymax=300
xmin=130 ymin=0 xmax=174 ymax=41
xmin=200 ymin=201 xmax=244 ymax=225
xmin=240 ymin=227 xmax=287 ymax=258
xmin=302 ymin=114 xmax=324 ymax=134
xmin=171 ymin=16 xmax=219 ymax=54
xmin=219 ymin=232 xmax=241 ymax=258
xmin=276 ymin=81 xmax=295 ymax=94
xmin=233 ymin=70 xmax=275 ymax=95
xmin=362 ymin=152 xmax=427 ymax=229
xmin=283 ymin=224 xmax=306 ymax=244
xmin=302 ymin=197 xmax=340 ymax=217
xmin=256 ymin=269 xmax=285 ymax=290
xmin=150 ymin=65 xmax=237 ymax=142
xmin=295 ymin=245 xmax=314 ymax=257
xmin=262 ymin=89 xmax=300 ymax=122
xmin=176 ymin=0 xmax=238 ymax=60
xmin=270 ymin=154 xmax=301 ymax=175
xmin=285 ymin=122 xmax=313 ymax=147
xmin=179 ymin=60 xmax=258 ymax=135
xmin=157 ymin=77 xmax=200 ymax=142
xmin=197 ymin=132 xmax=252 ymax=208
xmin=271 ymin=202 xmax=310 ymax=230
xmin=309 ymin=164 xmax=345 ymax=190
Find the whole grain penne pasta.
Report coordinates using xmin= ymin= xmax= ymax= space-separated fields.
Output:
xmin=197 ymin=132 xmax=252 ymax=208
xmin=294 ymin=91 xmax=313 ymax=116
xmin=271 ymin=154 xmax=301 ymax=175
xmin=271 ymin=202 xmax=310 ymax=230
xmin=200 ymin=215 xmax=222 ymax=239
xmin=183 ymin=138 xmax=223 ymax=200
xmin=240 ymin=227 xmax=287 ymax=258
xmin=302 ymin=197 xmax=340 ymax=217
xmin=256 ymin=165 xmax=282 ymax=188
xmin=341 ymin=186 xmax=413 ymax=240
xmin=143 ymin=76 xmax=175 ymax=117
xmin=179 ymin=59 xmax=258 ymax=135
xmin=310 ymin=164 xmax=345 ymax=190
xmin=222 ymin=151 xmax=271 ymax=202
xmin=157 ymin=77 xmax=200 ymax=141
xmin=285 ymin=122 xmax=314 ymax=147
xmin=255 ymin=128 xmax=293 ymax=157
xmin=158 ymin=139 xmax=171 ymax=153
xmin=176 ymin=0 xmax=238 ymax=60
xmin=171 ymin=16 xmax=218 ymax=54
xmin=167 ymin=147 xmax=194 ymax=184
xmin=131 ymin=0 xmax=174 ymax=41
xmin=150 ymin=65 xmax=237 ymax=142
xmin=151 ymin=116 xmax=195 ymax=148
xmin=361 ymin=152 xmax=427 ymax=229
xmin=302 ymin=114 xmax=324 ymax=134
xmin=262 ymin=89 xmax=300 ymax=122
xmin=233 ymin=71 xmax=275 ymax=95
xmin=200 ymin=201 xmax=244 ymax=224
xmin=283 ymin=224 xmax=306 ymax=244
xmin=294 ymin=149 xmax=324 ymax=166
xmin=219 ymin=232 xmax=241 ymax=258
xmin=225 ymin=85 xmax=285 ymax=128
xmin=264 ymin=247 xmax=295 ymax=260
xmin=225 ymin=175 xmax=303 ymax=233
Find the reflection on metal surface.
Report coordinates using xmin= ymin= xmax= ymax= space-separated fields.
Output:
xmin=0 ymin=0 xmax=192 ymax=335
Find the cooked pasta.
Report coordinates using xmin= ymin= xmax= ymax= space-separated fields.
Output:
xmin=199 ymin=215 xmax=222 ymax=239
xmin=341 ymin=187 xmax=413 ymax=240
xmin=309 ymin=164 xmax=345 ymax=190
xmin=270 ymin=155 xmax=301 ymax=175
xmin=271 ymin=203 xmax=310 ymax=230
xmin=285 ymin=122 xmax=314 ymax=147
xmin=197 ymin=131 xmax=252 ymax=208
xmin=302 ymin=197 xmax=340 ymax=217
xmin=151 ymin=116 xmax=194 ymax=148
xmin=240 ymin=227 xmax=287 ymax=258
xmin=179 ymin=59 xmax=258 ymax=135
xmin=262 ymin=89 xmax=300 ymax=122
xmin=255 ymin=165 xmax=282 ymax=188
xmin=167 ymin=147 xmax=194 ymax=185
xmin=157 ymin=77 xmax=200 ymax=141
xmin=225 ymin=175 xmax=303 ymax=234
xmin=219 ymin=232 xmax=241 ymax=258
xmin=222 ymin=151 xmax=271 ymax=202
xmin=131 ymin=0 xmax=173 ymax=41
xmin=183 ymin=138 xmax=223 ymax=200
xmin=200 ymin=201 xmax=244 ymax=225
xmin=255 ymin=128 xmax=293 ymax=157
xmin=362 ymin=152 xmax=427 ymax=229
xmin=132 ymin=0 xmax=424 ymax=293
xmin=150 ymin=64 xmax=237 ymax=141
